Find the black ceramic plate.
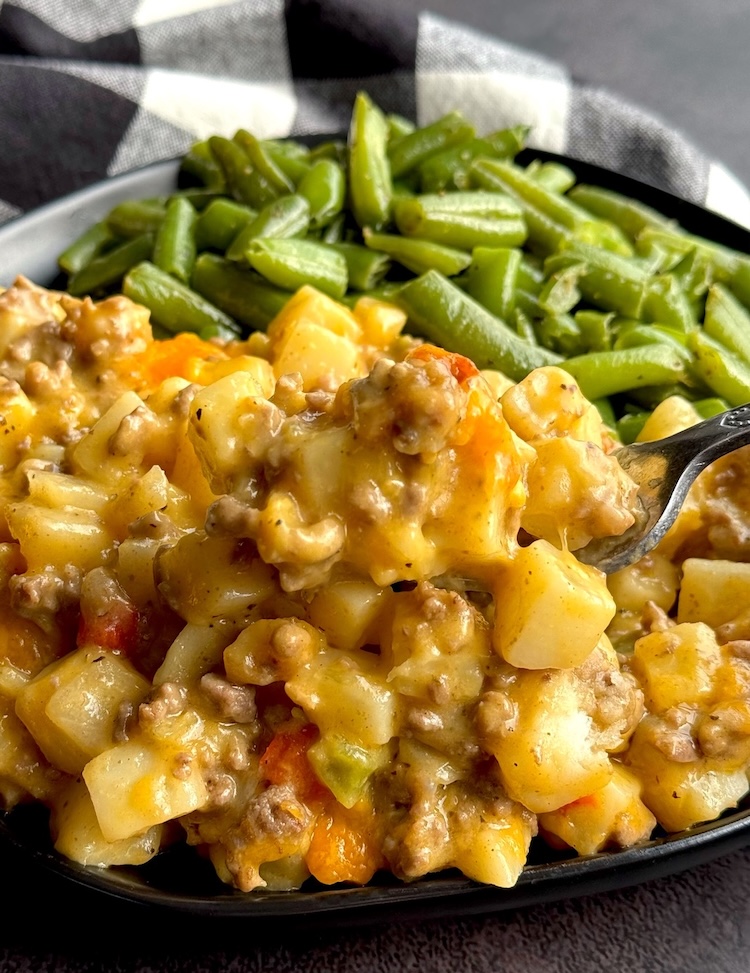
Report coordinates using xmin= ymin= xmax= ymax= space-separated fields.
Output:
xmin=1 ymin=151 xmax=750 ymax=926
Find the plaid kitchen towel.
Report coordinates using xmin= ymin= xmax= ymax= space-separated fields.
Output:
xmin=1 ymin=0 xmax=749 ymax=230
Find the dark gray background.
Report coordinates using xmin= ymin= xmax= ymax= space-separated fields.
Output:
xmin=408 ymin=0 xmax=750 ymax=186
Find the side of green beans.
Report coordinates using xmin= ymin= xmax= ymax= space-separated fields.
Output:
xmin=55 ymin=90 xmax=750 ymax=444
xmin=123 ymin=261 xmax=240 ymax=338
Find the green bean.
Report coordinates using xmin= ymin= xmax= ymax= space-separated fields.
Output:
xmin=68 ymin=234 xmax=154 ymax=296
xmin=387 ymin=114 xmax=416 ymax=141
xmin=297 ymin=159 xmax=346 ymax=228
xmin=688 ymin=330 xmax=750 ymax=405
xmin=180 ymin=140 xmax=226 ymax=191
xmin=546 ymin=243 xmax=648 ymax=318
xmin=152 ymin=196 xmax=197 ymax=284
xmin=195 ymin=198 xmax=257 ymax=251
xmin=730 ymin=259 xmax=750 ymax=310
xmin=513 ymin=309 xmax=538 ymax=344
xmin=526 ymin=160 xmax=576 ymax=194
xmin=702 ymin=283 xmax=750 ymax=367
xmin=225 ymin=195 xmax=311 ymax=262
xmin=592 ymin=396 xmax=617 ymax=429
xmin=329 ymin=242 xmax=391 ymax=291
xmin=309 ymin=140 xmax=347 ymax=166
xmin=537 ymin=263 xmax=584 ymax=315
xmin=568 ymin=184 xmax=674 ymax=240
xmin=123 ymin=260 xmax=240 ymax=336
xmin=562 ymin=345 xmax=688 ymax=400
xmin=471 ymin=159 xmax=570 ymax=253
xmin=233 ymin=129 xmax=295 ymax=196
xmin=670 ymin=248 xmax=712 ymax=300
xmin=387 ymin=111 xmax=475 ymax=179
xmin=617 ymin=411 xmax=650 ymax=444
xmin=363 ymin=229 xmax=471 ymax=277
xmin=641 ymin=274 xmax=697 ymax=332
xmin=462 ymin=247 xmax=522 ymax=320
xmin=106 ymin=200 xmax=166 ymax=238
xmin=535 ymin=313 xmax=584 ymax=356
xmin=321 ymin=214 xmax=346 ymax=244
xmin=207 ymin=136 xmax=259 ymax=206
xmin=348 ymin=91 xmax=392 ymax=230
xmin=58 ymin=221 xmax=115 ymax=275
xmin=394 ymin=270 xmax=561 ymax=379
xmin=469 ymin=158 xmax=631 ymax=256
xmin=613 ymin=321 xmax=693 ymax=366
xmin=244 ymin=238 xmax=348 ymax=299
xmin=418 ymin=126 xmax=528 ymax=192
xmin=394 ymin=196 xmax=526 ymax=250
xmin=693 ymin=396 xmax=730 ymax=418
xmin=191 ymin=253 xmax=290 ymax=330
xmin=574 ymin=310 xmax=615 ymax=351
xmin=517 ymin=256 xmax=545 ymax=295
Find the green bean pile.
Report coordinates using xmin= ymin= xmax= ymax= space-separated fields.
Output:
xmin=56 ymin=91 xmax=750 ymax=441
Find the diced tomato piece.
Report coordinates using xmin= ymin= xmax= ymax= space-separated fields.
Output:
xmin=77 ymin=597 xmax=139 ymax=654
xmin=407 ymin=344 xmax=479 ymax=384
xmin=259 ymin=723 xmax=330 ymax=803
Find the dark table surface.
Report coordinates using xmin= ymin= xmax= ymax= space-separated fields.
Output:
xmin=3 ymin=2 xmax=750 ymax=972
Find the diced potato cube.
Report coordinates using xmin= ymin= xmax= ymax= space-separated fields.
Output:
xmin=109 ymin=464 xmax=170 ymax=529
xmin=188 ymin=371 xmax=277 ymax=493
xmin=352 ymin=297 xmax=406 ymax=347
xmin=630 ymin=622 xmax=722 ymax=712
xmin=627 ymin=723 xmax=749 ymax=832
xmin=308 ymin=581 xmax=391 ymax=652
xmin=271 ymin=320 xmax=362 ymax=390
xmin=116 ymin=536 xmax=161 ymax=606
xmin=607 ymin=552 xmax=680 ymax=613
xmin=268 ymin=285 xmax=362 ymax=342
xmin=153 ymin=623 xmax=229 ymax=687
xmin=25 ymin=470 xmax=109 ymax=513
xmin=500 ymin=365 xmax=604 ymax=445
xmin=636 ymin=395 xmax=700 ymax=442
xmin=452 ymin=803 xmax=533 ymax=889
xmin=190 ymin=354 xmax=276 ymax=398
xmin=7 ymin=502 xmax=112 ymax=574
xmin=83 ymin=738 xmax=208 ymax=841
xmin=488 ymin=668 xmax=613 ymax=813
xmin=677 ymin=558 xmax=750 ymax=629
xmin=52 ymin=778 xmax=163 ymax=867
xmin=493 ymin=539 xmax=615 ymax=669
xmin=0 ymin=693 xmax=58 ymax=802
xmin=286 ymin=649 xmax=396 ymax=747
xmin=157 ymin=531 xmax=277 ymax=624
xmin=16 ymin=647 xmax=150 ymax=775
xmin=538 ymin=764 xmax=656 ymax=856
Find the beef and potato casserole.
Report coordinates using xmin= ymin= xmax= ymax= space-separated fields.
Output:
xmin=1 ymin=276 xmax=749 ymax=893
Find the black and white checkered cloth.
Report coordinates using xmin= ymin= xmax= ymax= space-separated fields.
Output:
xmin=1 ymin=0 xmax=749 ymax=229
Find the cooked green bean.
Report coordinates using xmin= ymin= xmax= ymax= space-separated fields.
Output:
xmin=244 ymin=238 xmax=348 ymax=299
xmin=234 ymin=129 xmax=295 ymax=196
xmin=348 ymin=92 xmax=392 ymax=230
xmin=387 ymin=111 xmax=474 ymax=179
xmin=106 ymin=200 xmax=166 ymax=238
xmin=195 ymin=198 xmax=257 ymax=251
xmin=526 ymin=160 xmax=576 ymax=195
xmin=152 ymin=196 xmax=197 ymax=284
xmin=58 ymin=221 xmax=115 ymax=275
xmin=330 ymin=242 xmax=391 ymax=291
xmin=688 ymin=330 xmax=750 ymax=406
xmin=68 ymin=234 xmax=154 ymax=296
xmin=394 ymin=200 xmax=526 ymax=250
xmin=225 ymin=195 xmax=311 ymax=262
xmin=123 ymin=260 xmax=240 ymax=336
xmin=562 ymin=345 xmax=688 ymax=400
xmin=462 ymin=247 xmax=522 ymax=320
xmin=394 ymin=270 xmax=561 ymax=379
xmin=418 ymin=126 xmax=528 ymax=192
xmin=363 ymin=229 xmax=472 ymax=277
xmin=191 ymin=253 xmax=290 ymax=330
xmin=297 ymin=160 xmax=346 ymax=229
xmin=702 ymin=283 xmax=750 ymax=367
xmin=567 ymin=184 xmax=674 ymax=240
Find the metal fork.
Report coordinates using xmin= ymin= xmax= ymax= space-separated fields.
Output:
xmin=575 ymin=403 xmax=750 ymax=574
